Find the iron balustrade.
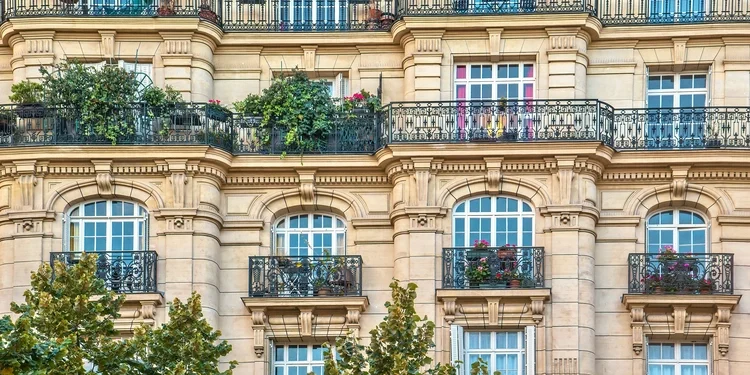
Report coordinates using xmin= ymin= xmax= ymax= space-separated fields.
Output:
xmin=50 ymin=251 xmax=158 ymax=293
xmin=442 ymin=247 xmax=544 ymax=289
xmin=0 ymin=102 xmax=235 ymax=151
xmin=383 ymin=100 xmax=614 ymax=144
xmin=222 ymin=0 xmax=396 ymax=31
xmin=248 ymin=255 xmax=363 ymax=297
xmin=234 ymin=111 xmax=381 ymax=154
xmin=627 ymin=253 xmax=733 ymax=294
xmin=612 ymin=107 xmax=750 ymax=150
xmin=2 ymin=0 xmax=224 ymax=23
xmin=398 ymin=0 xmax=594 ymax=16
xmin=597 ymin=0 xmax=750 ymax=25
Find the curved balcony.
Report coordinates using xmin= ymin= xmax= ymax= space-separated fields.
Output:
xmin=50 ymin=251 xmax=158 ymax=294
xmin=627 ymin=252 xmax=734 ymax=295
xmin=248 ymin=255 xmax=363 ymax=297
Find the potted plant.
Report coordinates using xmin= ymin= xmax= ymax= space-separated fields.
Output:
xmin=699 ymin=278 xmax=712 ymax=294
xmin=504 ymin=269 xmax=523 ymax=288
xmin=645 ymin=274 xmax=663 ymax=294
xmin=198 ymin=0 xmax=218 ymax=22
xmin=497 ymin=243 xmax=516 ymax=259
xmin=205 ymin=99 xmax=232 ymax=122
xmin=10 ymin=81 xmax=45 ymax=119
xmin=465 ymin=257 xmax=490 ymax=288
xmin=473 ymin=239 xmax=489 ymax=249
xmin=157 ymin=0 xmax=176 ymax=15
xmin=341 ymin=90 xmax=381 ymax=115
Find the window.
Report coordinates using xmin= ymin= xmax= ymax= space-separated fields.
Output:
xmin=321 ymin=73 xmax=348 ymax=100
xmin=453 ymin=197 xmax=534 ymax=247
xmin=274 ymin=214 xmax=346 ymax=255
xmin=455 ymin=63 xmax=534 ymax=102
xmin=646 ymin=73 xmax=708 ymax=146
xmin=649 ymin=0 xmax=704 ymax=22
xmin=66 ymin=200 xmax=149 ymax=252
xmin=273 ymin=344 xmax=331 ymax=375
xmin=648 ymin=343 xmax=709 ymax=375
xmin=451 ymin=326 xmax=535 ymax=375
xmin=646 ymin=210 xmax=707 ymax=254
xmin=278 ymin=0 xmax=348 ymax=30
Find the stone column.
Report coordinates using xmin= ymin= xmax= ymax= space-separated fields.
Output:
xmin=160 ymin=32 xmax=196 ymax=101
xmin=543 ymin=156 xmax=599 ymax=375
xmin=545 ymin=28 xmax=589 ymax=99
xmin=11 ymin=31 xmax=56 ymax=82
xmin=402 ymin=31 xmax=444 ymax=101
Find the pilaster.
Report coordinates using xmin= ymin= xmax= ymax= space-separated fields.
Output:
xmin=159 ymin=32 xmax=195 ymax=101
xmin=17 ymin=31 xmax=55 ymax=81
xmin=545 ymin=27 xmax=589 ymax=99
xmin=406 ymin=30 xmax=444 ymax=101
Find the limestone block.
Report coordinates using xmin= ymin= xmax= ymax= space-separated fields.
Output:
xmin=550 ymin=254 xmax=578 ymax=278
xmin=595 ymin=312 xmax=633 ymax=335
xmin=551 ymin=302 xmax=578 ymax=325
xmin=193 ymin=259 xmax=220 ymax=287
xmin=165 ymin=259 xmax=194 ymax=283
xmin=361 ymin=266 xmax=393 ymax=290
xmin=594 ymin=266 xmax=627 ymax=289
xmin=220 ymin=292 xmax=251 ymax=315
xmin=597 ymin=359 xmax=633 ymax=375
xmin=551 ymin=326 xmax=579 ymax=350
xmin=219 ymin=269 xmax=249 ymax=293
xmin=199 ymin=182 xmax=221 ymax=211
xmin=551 ymin=278 xmax=579 ymax=302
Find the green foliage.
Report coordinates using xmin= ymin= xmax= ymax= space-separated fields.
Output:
xmin=234 ymin=69 xmax=336 ymax=153
xmin=321 ymin=280 xmax=456 ymax=375
xmin=128 ymin=292 xmax=237 ymax=375
xmin=0 ymin=254 xmax=129 ymax=375
xmin=9 ymin=81 xmax=44 ymax=104
xmin=142 ymin=85 xmax=184 ymax=116
xmin=39 ymin=61 xmax=141 ymax=144
xmin=469 ymin=357 xmax=501 ymax=375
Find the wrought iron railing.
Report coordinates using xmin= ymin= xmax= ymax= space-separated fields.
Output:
xmin=2 ymin=0 xmax=224 ymax=23
xmin=398 ymin=0 xmax=594 ymax=16
xmin=612 ymin=107 xmax=750 ymax=150
xmin=248 ymin=255 xmax=363 ymax=297
xmin=235 ymin=111 xmax=381 ymax=154
xmin=50 ymin=251 xmax=158 ymax=293
xmin=597 ymin=0 xmax=750 ymax=25
xmin=0 ymin=103 xmax=235 ymax=151
xmin=627 ymin=253 xmax=733 ymax=294
xmin=442 ymin=246 xmax=544 ymax=289
xmin=222 ymin=0 xmax=396 ymax=31
xmin=383 ymin=100 xmax=614 ymax=144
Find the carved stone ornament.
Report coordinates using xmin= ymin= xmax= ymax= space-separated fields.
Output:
xmin=18 ymin=174 xmax=37 ymax=207
xmin=96 ymin=172 xmax=113 ymax=196
xmin=170 ymin=173 xmax=187 ymax=208
xmin=251 ymin=308 xmax=267 ymax=357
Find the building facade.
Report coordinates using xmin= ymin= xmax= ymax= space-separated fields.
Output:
xmin=0 ymin=2 xmax=749 ymax=375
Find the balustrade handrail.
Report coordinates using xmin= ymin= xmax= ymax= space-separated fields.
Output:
xmin=442 ymin=246 xmax=545 ymax=289
xmin=627 ymin=252 xmax=734 ymax=295
xmin=248 ymin=255 xmax=363 ymax=297
xmin=50 ymin=251 xmax=158 ymax=294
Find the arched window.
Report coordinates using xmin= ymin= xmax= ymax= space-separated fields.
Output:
xmin=273 ymin=214 xmax=346 ymax=255
xmin=453 ymin=196 xmax=534 ymax=247
xmin=65 ymin=200 xmax=149 ymax=252
xmin=646 ymin=209 xmax=708 ymax=253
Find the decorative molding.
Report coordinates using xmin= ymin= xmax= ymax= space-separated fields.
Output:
xmin=552 ymin=212 xmax=578 ymax=227
xmin=298 ymin=170 xmax=316 ymax=205
xmin=530 ymin=296 xmax=545 ymax=324
xmin=170 ymin=173 xmax=187 ymax=208
xmin=315 ymin=175 xmax=389 ymax=185
xmin=164 ymin=39 xmax=191 ymax=55
xmin=630 ymin=304 xmax=645 ymax=355
xmin=673 ymin=37 xmax=689 ymax=67
xmin=415 ymin=37 xmax=442 ymax=53
xmin=552 ymin=358 xmax=578 ymax=375
xmin=485 ymin=157 xmax=503 ymax=194
xmin=18 ymin=174 xmax=37 ymax=208
xmin=299 ymin=307 xmax=315 ymax=337
xmin=437 ymin=289 xmax=550 ymax=327
xmin=487 ymin=28 xmax=503 ymax=56
xmin=670 ymin=165 xmax=690 ymax=200
xmin=549 ymin=35 xmax=577 ymax=50
xmin=166 ymin=216 xmax=192 ymax=231
xmin=93 ymin=160 xmax=114 ymax=197
xmin=302 ymin=45 xmax=317 ymax=71
xmin=227 ymin=176 xmax=299 ymax=185
xmin=251 ymin=308 xmax=267 ymax=357
xmin=412 ymin=158 xmax=432 ymax=206
xmin=442 ymin=297 xmax=457 ymax=323
xmin=602 ymin=171 xmax=672 ymax=181
xmin=99 ymin=31 xmax=116 ymax=59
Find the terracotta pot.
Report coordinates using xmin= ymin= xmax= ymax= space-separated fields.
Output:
xmin=654 ymin=287 xmax=663 ymax=294
xmin=315 ymin=287 xmax=331 ymax=296
xmin=700 ymin=287 xmax=710 ymax=295
xmin=509 ymin=279 xmax=521 ymax=288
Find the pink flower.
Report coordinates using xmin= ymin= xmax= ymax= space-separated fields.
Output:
xmin=477 ymin=266 xmax=483 ymax=271
xmin=352 ymin=92 xmax=365 ymax=101
xmin=480 ymin=257 xmax=487 ymax=262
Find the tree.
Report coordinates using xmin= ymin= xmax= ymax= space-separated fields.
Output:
xmin=127 ymin=292 xmax=238 ymax=375
xmin=0 ymin=254 xmax=132 ymax=375
xmin=321 ymin=280 xmax=499 ymax=375
xmin=0 ymin=254 xmax=236 ymax=375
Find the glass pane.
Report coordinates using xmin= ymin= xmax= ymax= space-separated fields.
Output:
xmin=70 ymin=207 xmax=80 ymax=216
xmin=498 ymin=65 xmax=508 ymax=78
xmin=96 ymin=201 xmax=106 ymax=216
xmin=456 ymin=202 xmax=466 ymax=213
xmin=277 ymin=219 xmax=286 ymax=229
xmin=471 ymin=66 xmax=482 ymax=79
xmin=661 ymin=343 xmax=675 ymax=359
xmin=648 ymin=76 xmax=662 ymax=90
xmin=681 ymin=344 xmax=694 ymax=359
xmin=523 ymin=64 xmax=534 ymax=78
xmin=694 ymin=75 xmax=706 ymax=88
xmin=679 ymin=211 xmax=693 ymax=224
xmin=314 ymin=214 xmax=324 ymax=228
xmin=694 ymin=344 xmax=708 ymax=360
xmin=457 ymin=65 xmax=467 ymax=80
xmin=482 ymin=66 xmax=492 ymax=79
xmin=469 ymin=199 xmax=481 ymax=212
xmin=112 ymin=201 xmax=122 ymax=216
xmin=648 ymin=344 xmax=661 ymax=360
xmin=123 ymin=202 xmax=134 ymax=216
xmin=84 ymin=203 xmax=96 ymax=216
xmin=648 ymin=365 xmax=661 ymax=375
xmin=680 ymin=75 xmax=694 ymax=89
xmin=313 ymin=345 xmax=323 ymax=361
xmin=508 ymin=64 xmax=519 ymax=78
xmin=467 ymin=332 xmax=491 ymax=349
xmin=276 ymin=345 xmax=285 ymax=361
xmin=662 ymin=76 xmax=674 ymax=89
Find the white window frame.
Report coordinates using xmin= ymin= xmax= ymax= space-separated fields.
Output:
xmin=452 ymin=196 xmax=535 ymax=247
xmin=454 ymin=63 xmax=535 ymax=101
xmin=646 ymin=209 xmax=708 ymax=254
xmin=273 ymin=213 xmax=347 ymax=256
xmin=646 ymin=342 xmax=711 ymax=375
xmin=647 ymin=73 xmax=708 ymax=109
xmin=451 ymin=325 xmax=536 ymax=375
xmin=66 ymin=200 xmax=148 ymax=252
xmin=271 ymin=343 xmax=334 ymax=375
xmin=320 ymin=73 xmax=349 ymax=100
xmin=278 ymin=0 xmax=348 ymax=27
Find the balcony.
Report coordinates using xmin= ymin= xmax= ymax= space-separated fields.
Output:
xmin=612 ymin=107 xmax=750 ymax=150
xmin=597 ymin=0 xmax=750 ymax=25
xmin=398 ymin=0 xmax=594 ymax=16
xmin=247 ymin=255 xmax=363 ymax=297
xmin=50 ymin=251 xmax=158 ymax=294
xmin=442 ymin=246 xmax=544 ymax=289
xmin=627 ymin=252 xmax=734 ymax=295
xmin=383 ymin=100 xmax=613 ymax=144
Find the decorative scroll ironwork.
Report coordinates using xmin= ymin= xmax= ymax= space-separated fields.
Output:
xmin=383 ymin=100 xmax=613 ymax=144
xmin=442 ymin=247 xmax=544 ymax=289
xmin=398 ymin=0 xmax=594 ymax=16
xmin=612 ymin=107 xmax=750 ymax=150
xmin=235 ymin=111 xmax=380 ymax=154
xmin=3 ymin=0 xmax=224 ymax=23
xmin=248 ymin=255 xmax=363 ymax=297
xmin=50 ymin=251 xmax=158 ymax=294
xmin=627 ymin=253 xmax=733 ymax=294
xmin=598 ymin=0 xmax=750 ymax=25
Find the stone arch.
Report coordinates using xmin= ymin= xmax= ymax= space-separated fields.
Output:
xmin=436 ymin=175 xmax=552 ymax=211
xmin=46 ymin=178 xmax=166 ymax=214
xmin=623 ymin=183 xmax=732 ymax=219
xmin=249 ymin=187 xmax=367 ymax=225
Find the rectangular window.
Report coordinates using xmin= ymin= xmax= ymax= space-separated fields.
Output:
xmin=451 ymin=326 xmax=535 ymax=375
xmin=454 ymin=63 xmax=534 ymax=101
xmin=646 ymin=72 xmax=708 ymax=147
xmin=273 ymin=344 xmax=331 ymax=375
xmin=648 ymin=343 xmax=710 ymax=375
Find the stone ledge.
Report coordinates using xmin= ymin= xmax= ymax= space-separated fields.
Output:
xmin=437 ymin=288 xmax=551 ymax=326
xmin=437 ymin=288 xmax=551 ymax=301
xmin=621 ymin=293 xmax=741 ymax=310
xmin=241 ymin=296 xmax=369 ymax=311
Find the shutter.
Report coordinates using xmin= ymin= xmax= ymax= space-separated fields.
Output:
xmin=524 ymin=326 xmax=536 ymax=375
xmin=268 ymin=340 xmax=276 ymax=375
xmin=643 ymin=66 xmax=650 ymax=107
xmin=450 ymin=324 xmax=464 ymax=375
xmin=335 ymin=73 xmax=348 ymax=99
xmin=708 ymin=339 xmax=714 ymax=375
xmin=706 ymin=65 xmax=714 ymax=107
xmin=62 ymin=213 xmax=69 ymax=252
xmin=143 ymin=212 xmax=150 ymax=251
xmin=644 ymin=336 xmax=649 ymax=375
